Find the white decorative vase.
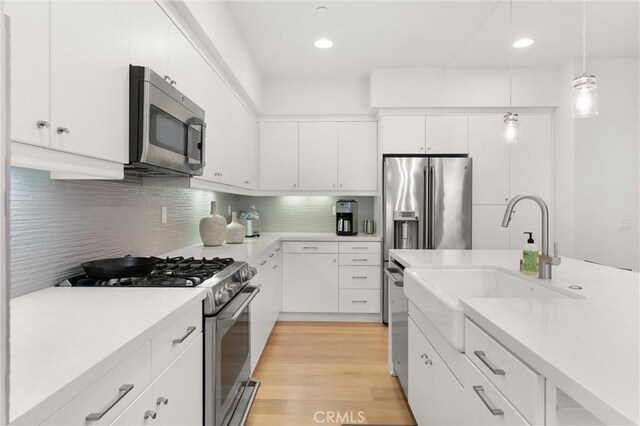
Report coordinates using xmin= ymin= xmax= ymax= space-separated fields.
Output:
xmin=199 ymin=201 xmax=227 ymax=246
xmin=226 ymin=212 xmax=245 ymax=244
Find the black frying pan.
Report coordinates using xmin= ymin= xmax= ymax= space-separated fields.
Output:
xmin=81 ymin=255 xmax=159 ymax=279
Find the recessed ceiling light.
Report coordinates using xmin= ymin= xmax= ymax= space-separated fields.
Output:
xmin=316 ymin=6 xmax=329 ymax=14
xmin=314 ymin=39 xmax=333 ymax=49
xmin=513 ymin=38 xmax=534 ymax=48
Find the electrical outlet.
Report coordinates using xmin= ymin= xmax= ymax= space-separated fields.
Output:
xmin=161 ymin=206 xmax=168 ymax=224
xmin=332 ymin=205 xmax=336 ymax=216
xmin=228 ymin=205 xmax=231 ymax=216
xmin=617 ymin=217 xmax=631 ymax=231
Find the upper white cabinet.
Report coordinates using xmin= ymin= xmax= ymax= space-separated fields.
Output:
xmin=426 ymin=116 xmax=469 ymax=154
xmin=49 ymin=1 xmax=130 ymax=163
xmin=469 ymin=116 xmax=510 ymax=204
xmin=299 ymin=122 xmax=339 ymax=190
xmin=381 ymin=116 xmax=425 ymax=154
xmin=259 ymin=122 xmax=299 ymax=190
xmin=5 ymin=0 xmax=50 ymax=148
xmin=337 ymin=122 xmax=378 ymax=191
xmin=130 ymin=0 xmax=169 ymax=75
xmin=382 ymin=115 xmax=469 ymax=154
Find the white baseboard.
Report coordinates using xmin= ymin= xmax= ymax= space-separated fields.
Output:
xmin=277 ymin=312 xmax=381 ymax=323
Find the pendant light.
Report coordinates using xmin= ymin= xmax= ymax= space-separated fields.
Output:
xmin=503 ymin=0 xmax=519 ymax=144
xmin=572 ymin=0 xmax=598 ymax=118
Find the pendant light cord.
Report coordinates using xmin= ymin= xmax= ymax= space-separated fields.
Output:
xmin=582 ymin=0 xmax=586 ymax=74
xmin=509 ymin=0 xmax=513 ymax=108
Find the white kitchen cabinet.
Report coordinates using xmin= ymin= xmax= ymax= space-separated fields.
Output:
xmin=381 ymin=116 xmax=426 ymax=154
xmin=299 ymin=122 xmax=339 ymax=190
xmin=5 ymin=0 xmax=50 ymax=148
xmin=259 ymin=122 xmax=299 ymax=190
xmin=469 ymin=116 xmax=510 ymax=204
xmin=408 ymin=318 xmax=465 ymax=425
xmin=251 ymin=252 xmax=281 ymax=372
xmin=130 ymin=0 xmax=170 ymax=76
xmin=49 ymin=1 xmax=130 ymax=164
xmin=337 ymin=122 xmax=378 ymax=191
xmin=510 ymin=115 xmax=552 ymax=200
xmin=472 ymin=205 xmax=510 ymax=249
xmin=282 ymin=253 xmax=339 ymax=313
xmin=425 ymin=116 xmax=469 ymax=154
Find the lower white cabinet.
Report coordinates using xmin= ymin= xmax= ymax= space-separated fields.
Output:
xmin=408 ymin=317 xmax=465 ymax=425
xmin=250 ymin=251 xmax=281 ymax=372
xmin=282 ymin=253 xmax=339 ymax=312
xmin=112 ymin=334 xmax=203 ymax=426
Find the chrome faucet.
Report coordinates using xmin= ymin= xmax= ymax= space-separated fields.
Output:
xmin=502 ymin=194 xmax=561 ymax=279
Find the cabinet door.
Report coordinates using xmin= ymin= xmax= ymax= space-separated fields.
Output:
xmin=167 ymin=23 xmax=208 ymax=110
xmin=130 ymin=0 xmax=169 ymax=76
xmin=224 ymin=97 xmax=257 ymax=189
xmin=338 ymin=122 xmax=378 ymax=191
xmin=426 ymin=116 xmax=469 ymax=154
xmin=469 ymin=116 xmax=510 ymax=204
xmin=152 ymin=334 xmax=203 ymax=426
xmin=299 ymin=122 xmax=338 ymax=190
xmin=381 ymin=116 xmax=426 ymax=154
xmin=5 ymin=0 xmax=50 ymax=147
xmin=259 ymin=122 xmax=299 ymax=190
xmin=472 ymin=205 xmax=510 ymax=249
xmin=408 ymin=318 xmax=465 ymax=425
xmin=50 ymin=1 xmax=130 ymax=163
xmin=250 ymin=270 xmax=271 ymax=372
xmin=282 ymin=253 xmax=339 ymax=312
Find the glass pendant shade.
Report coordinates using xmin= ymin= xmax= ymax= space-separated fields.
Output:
xmin=503 ymin=113 xmax=519 ymax=144
xmin=572 ymin=74 xmax=598 ymax=118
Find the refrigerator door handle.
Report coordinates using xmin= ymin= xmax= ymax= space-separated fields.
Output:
xmin=427 ymin=165 xmax=435 ymax=249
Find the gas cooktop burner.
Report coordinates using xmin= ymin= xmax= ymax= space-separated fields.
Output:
xmin=66 ymin=256 xmax=236 ymax=287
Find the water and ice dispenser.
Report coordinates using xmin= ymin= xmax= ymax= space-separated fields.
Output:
xmin=393 ymin=211 xmax=420 ymax=249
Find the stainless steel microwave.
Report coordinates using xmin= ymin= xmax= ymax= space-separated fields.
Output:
xmin=128 ymin=65 xmax=206 ymax=176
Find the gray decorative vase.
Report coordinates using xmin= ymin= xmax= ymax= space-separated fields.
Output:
xmin=199 ymin=201 xmax=227 ymax=246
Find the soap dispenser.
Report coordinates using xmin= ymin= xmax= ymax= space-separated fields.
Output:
xmin=522 ymin=232 xmax=539 ymax=275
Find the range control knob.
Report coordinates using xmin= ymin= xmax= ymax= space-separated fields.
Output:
xmin=247 ymin=267 xmax=258 ymax=280
xmin=214 ymin=289 xmax=231 ymax=306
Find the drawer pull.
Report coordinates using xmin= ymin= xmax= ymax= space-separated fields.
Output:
xmin=85 ymin=384 xmax=134 ymax=421
xmin=472 ymin=386 xmax=504 ymax=416
xmin=144 ymin=410 xmax=157 ymax=420
xmin=269 ymin=253 xmax=275 ymax=258
xmin=275 ymin=248 xmax=281 ymax=252
xmin=352 ymin=258 xmax=368 ymax=262
xmin=273 ymin=265 xmax=278 ymax=270
xmin=157 ymin=396 xmax=169 ymax=406
xmin=474 ymin=351 xmax=505 ymax=375
xmin=172 ymin=326 xmax=196 ymax=344
xmin=352 ymin=276 xmax=368 ymax=280
xmin=302 ymin=246 xmax=318 ymax=249
xmin=260 ymin=261 xmax=267 ymax=266
xmin=352 ymin=300 xmax=368 ymax=303
xmin=352 ymin=247 xmax=369 ymax=250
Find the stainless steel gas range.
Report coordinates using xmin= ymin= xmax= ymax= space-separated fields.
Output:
xmin=60 ymin=256 xmax=261 ymax=426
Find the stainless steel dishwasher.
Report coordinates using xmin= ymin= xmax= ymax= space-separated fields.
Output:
xmin=385 ymin=260 xmax=408 ymax=397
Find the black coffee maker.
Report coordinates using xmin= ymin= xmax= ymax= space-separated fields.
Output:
xmin=336 ymin=200 xmax=358 ymax=236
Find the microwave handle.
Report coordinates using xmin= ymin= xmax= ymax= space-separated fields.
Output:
xmin=186 ymin=117 xmax=206 ymax=170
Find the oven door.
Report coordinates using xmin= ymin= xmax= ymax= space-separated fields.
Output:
xmin=205 ymin=284 xmax=261 ymax=426
xmin=140 ymin=81 xmax=206 ymax=175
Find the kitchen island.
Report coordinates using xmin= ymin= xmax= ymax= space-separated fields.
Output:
xmin=390 ymin=249 xmax=639 ymax=425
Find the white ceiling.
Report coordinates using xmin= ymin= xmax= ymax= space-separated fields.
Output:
xmin=225 ymin=0 xmax=640 ymax=78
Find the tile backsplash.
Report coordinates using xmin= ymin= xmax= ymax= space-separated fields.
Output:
xmin=235 ymin=196 xmax=374 ymax=233
xmin=9 ymin=167 xmax=234 ymax=297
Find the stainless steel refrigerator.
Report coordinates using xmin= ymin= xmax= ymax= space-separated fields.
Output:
xmin=384 ymin=156 xmax=472 ymax=395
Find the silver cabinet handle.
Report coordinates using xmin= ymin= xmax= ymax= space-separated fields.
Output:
xmin=85 ymin=384 xmax=134 ymax=421
xmin=170 ymin=80 xmax=177 ymax=86
xmin=157 ymin=396 xmax=168 ymax=406
xmin=352 ymin=276 xmax=367 ymax=280
xmin=163 ymin=75 xmax=171 ymax=82
xmin=275 ymin=247 xmax=281 ymax=252
xmin=420 ymin=353 xmax=433 ymax=365
xmin=293 ymin=183 xmax=297 ymax=188
xmin=352 ymin=247 xmax=369 ymax=250
xmin=302 ymin=246 xmax=318 ymax=249
xmin=172 ymin=326 xmax=196 ymax=344
xmin=144 ymin=410 xmax=157 ymax=420
xmin=269 ymin=253 xmax=275 ymax=258
xmin=56 ymin=127 xmax=70 ymax=134
xmin=260 ymin=261 xmax=267 ymax=266
xmin=474 ymin=351 xmax=505 ymax=375
xmin=36 ymin=120 xmax=50 ymax=129
xmin=272 ymin=265 xmax=278 ymax=270
xmin=473 ymin=386 xmax=504 ymax=416
xmin=244 ymin=181 xmax=250 ymax=184
xmin=352 ymin=300 xmax=368 ymax=303
xmin=352 ymin=258 xmax=368 ymax=262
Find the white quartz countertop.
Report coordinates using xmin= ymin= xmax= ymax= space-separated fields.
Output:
xmin=391 ymin=249 xmax=639 ymax=425
xmin=163 ymin=232 xmax=382 ymax=262
xmin=9 ymin=287 xmax=207 ymax=424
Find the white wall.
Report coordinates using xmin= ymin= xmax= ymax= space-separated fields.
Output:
xmin=261 ymin=77 xmax=370 ymax=116
xmin=572 ymin=58 xmax=639 ymax=271
xmin=370 ymin=67 xmax=561 ymax=108
xmin=1 ymin=2 xmax=9 ymax=421
xmin=175 ymin=0 xmax=263 ymax=111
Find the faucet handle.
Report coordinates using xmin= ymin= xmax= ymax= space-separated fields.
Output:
xmin=551 ymin=242 xmax=562 ymax=265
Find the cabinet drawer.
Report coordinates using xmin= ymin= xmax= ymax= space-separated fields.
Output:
xmin=282 ymin=241 xmax=339 ymax=253
xmin=464 ymin=359 xmax=529 ymax=426
xmin=339 ymin=242 xmax=381 ymax=254
xmin=339 ymin=289 xmax=380 ymax=313
xmin=339 ymin=254 xmax=381 ymax=266
xmin=339 ymin=266 xmax=381 ymax=289
xmin=465 ymin=319 xmax=544 ymax=424
xmin=43 ymin=343 xmax=151 ymax=425
xmin=151 ymin=304 xmax=202 ymax=377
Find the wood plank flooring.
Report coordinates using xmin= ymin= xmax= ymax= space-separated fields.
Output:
xmin=246 ymin=322 xmax=416 ymax=426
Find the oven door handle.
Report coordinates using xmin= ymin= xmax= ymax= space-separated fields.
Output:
xmin=217 ymin=285 xmax=262 ymax=328
xmin=384 ymin=267 xmax=404 ymax=287
xmin=186 ymin=117 xmax=206 ymax=170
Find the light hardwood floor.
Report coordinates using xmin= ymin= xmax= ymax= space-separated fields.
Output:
xmin=246 ymin=321 xmax=416 ymax=426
